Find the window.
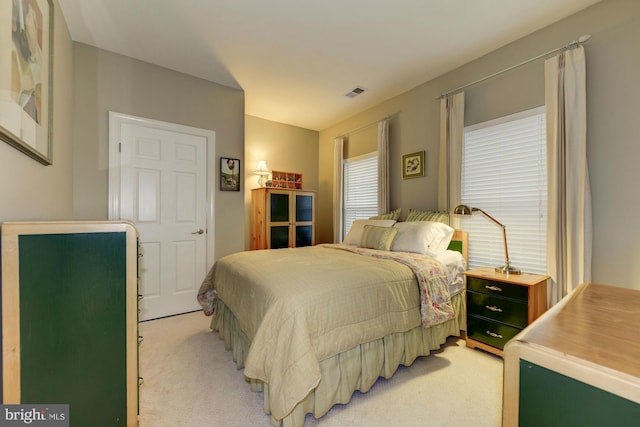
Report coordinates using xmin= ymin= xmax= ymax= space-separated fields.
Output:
xmin=461 ymin=107 xmax=547 ymax=274
xmin=343 ymin=152 xmax=378 ymax=238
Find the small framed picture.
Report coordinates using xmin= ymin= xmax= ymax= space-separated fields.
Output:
xmin=220 ymin=157 xmax=240 ymax=191
xmin=402 ymin=151 xmax=425 ymax=179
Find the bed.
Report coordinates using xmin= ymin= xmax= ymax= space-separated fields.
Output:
xmin=198 ymin=216 xmax=468 ymax=427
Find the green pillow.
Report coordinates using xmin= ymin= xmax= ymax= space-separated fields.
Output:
xmin=360 ymin=225 xmax=399 ymax=251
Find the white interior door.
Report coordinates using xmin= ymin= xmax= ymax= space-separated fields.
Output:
xmin=109 ymin=113 xmax=215 ymax=321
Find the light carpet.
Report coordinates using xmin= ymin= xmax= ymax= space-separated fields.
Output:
xmin=139 ymin=311 xmax=503 ymax=427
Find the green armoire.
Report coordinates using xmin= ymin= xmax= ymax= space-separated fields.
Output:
xmin=1 ymin=221 xmax=140 ymax=426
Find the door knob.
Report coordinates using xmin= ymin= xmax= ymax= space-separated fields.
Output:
xmin=192 ymin=229 xmax=205 ymax=235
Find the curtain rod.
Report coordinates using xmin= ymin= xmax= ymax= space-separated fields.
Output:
xmin=436 ymin=35 xmax=591 ymax=100
xmin=336 ymin=111 xmax=400 ymax=138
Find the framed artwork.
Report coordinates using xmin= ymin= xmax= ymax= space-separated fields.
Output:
xmin=402 ymin=150 xmax=425 ymax=179
xmin=220 ymin=157 xmax=240 ymax=191
xmin=0 ymin=0 xmax=54 ymax=165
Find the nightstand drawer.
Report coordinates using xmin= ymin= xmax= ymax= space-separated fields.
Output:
xmin=467 ymin=291 xmax=528 ymax=328
xmin=467 ymin=315 xmax=521 ymax=350
xmin=467 ymin=276 xmax=528 ymax=301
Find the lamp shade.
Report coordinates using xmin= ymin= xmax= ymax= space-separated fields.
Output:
xmin=254 ymin=160 xmax=270 ymax=187
xmin=255 ymin=161 xmax=269 ymax=174
xmin=453 ymin=205 xmax=473 ymax=215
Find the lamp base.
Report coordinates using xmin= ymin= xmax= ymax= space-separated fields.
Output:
xmin=495 ymin=264 xmax=522 ymax=275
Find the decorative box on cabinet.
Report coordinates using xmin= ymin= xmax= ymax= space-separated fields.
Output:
xmin=251 ymin=187 xmax=315 ymax=250
xmin=1 ymin=221 xmax=140 ymax=427
xmin=503 ymin=283 xmax=640 ymax=427
xmin=270 ymin=170 xmax=303 ymax=189
xmin=464 ymin=268 xmax=548 ymax=357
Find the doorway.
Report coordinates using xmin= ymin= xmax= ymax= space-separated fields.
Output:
xmin=108 ymin=112 xmax=215 ymax=320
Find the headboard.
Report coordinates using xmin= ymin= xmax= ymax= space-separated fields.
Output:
xmin=448 ymin=230 xmax=469 ymax=264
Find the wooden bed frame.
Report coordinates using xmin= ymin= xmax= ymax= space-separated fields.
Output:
xmin=450 ymin=229 xmax=468 ymax=263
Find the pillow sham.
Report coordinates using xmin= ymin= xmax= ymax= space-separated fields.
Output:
xmin=369 ymin=208 xmax=401 ymax=221
xmin=360 ymin=225 xmax=398 ymax=251
xmin=343 ymin=219 xmax=396 ymax=246
xmin=405 ymin=209 xmax=450 ymax=224
xmin=391 ymin=221 xmax=454 ymax=255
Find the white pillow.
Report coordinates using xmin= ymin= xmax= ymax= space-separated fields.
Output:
xmin=391 ymin=221 xmax=455 ymax=255
xmin=343 ymin=219 xmax=396 ymax=246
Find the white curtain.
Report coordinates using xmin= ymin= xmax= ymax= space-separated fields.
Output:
xmin=545 ymin=45 xmax=592 ymax=306
xmin=377 ymin=119 xmax=390 ymax=214
xmin=438 ymin=92 xmax=465 ymax=228
xmin=333 ymin=136 xmax=344 ymax=243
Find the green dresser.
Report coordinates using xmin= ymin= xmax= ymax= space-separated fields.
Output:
xmin=518 ymin=359 xmax=640 ymax=426
xmin=464 ymin=268 xmax=548 ymax=357
xmin=1 ymin=222 xmax=140 ymax=426
xmin=503 ymin=283 xmax=640 ymax=426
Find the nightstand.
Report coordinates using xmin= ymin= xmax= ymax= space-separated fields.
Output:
xmin=464 ymin=268 xmax=548 ymax=357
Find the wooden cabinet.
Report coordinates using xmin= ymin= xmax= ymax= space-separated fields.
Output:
xmin=464 ymin=268 xmax=548 ymax=357
xmin=1 ymin=221 xmax=140 ymax=426
xmin=503 ymin=283 xmax=640 ymax=427
xmin=251 ymin=188 xmax=315 ymax=250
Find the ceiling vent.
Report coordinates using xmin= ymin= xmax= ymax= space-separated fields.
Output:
xmin=345 ymin=86 xmax=367 ymax=98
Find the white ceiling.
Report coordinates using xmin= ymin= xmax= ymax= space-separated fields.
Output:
xmin=57 ymin=0 xmax=600 ymax=131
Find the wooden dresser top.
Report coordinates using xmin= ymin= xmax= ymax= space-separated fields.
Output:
xmin=464 ymin=267 xmax=549 ymax=287
xmin=516 ymin=282 xmax=640 ymax=378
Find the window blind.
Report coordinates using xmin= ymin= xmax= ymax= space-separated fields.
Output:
xmin=343 ymin=152 xmax=378 ymax=239
xmin=461 ymin=106 xmax=547 ymax=274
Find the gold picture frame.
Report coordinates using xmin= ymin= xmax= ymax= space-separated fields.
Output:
xmin=402 ymin=150 xmax=425 ymax=179
xmin=0 ymin=0 xmax=54 ymax=165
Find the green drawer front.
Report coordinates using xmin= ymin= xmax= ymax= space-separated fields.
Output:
xmin=467 ymin=291 xmax=528 ymax=329
xmin=520 ymin=360 xmax=640 ymax=427
xmin=467 ymin=276 xmax=527 ymax=301
xmin=18 ymin=233 xmax=128 ymax=426
xmin=467 ymin=315 xmax=521 ymax=350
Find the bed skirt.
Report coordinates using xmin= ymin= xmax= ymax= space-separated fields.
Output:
xmin=209 ymin=291 xmax=466 ymax=427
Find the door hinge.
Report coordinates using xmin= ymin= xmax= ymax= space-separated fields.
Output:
xmin=119 ymin=142 xmax=122 ymax=152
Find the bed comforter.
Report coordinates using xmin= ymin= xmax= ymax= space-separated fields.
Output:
xmin=197 ymin=244 xmax=454 ymax=421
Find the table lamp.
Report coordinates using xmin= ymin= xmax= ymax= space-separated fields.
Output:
xmin=454 ymin=204 xmax=521 ymax=274
xmin=254 ymin=161 xmax=270 ymax=187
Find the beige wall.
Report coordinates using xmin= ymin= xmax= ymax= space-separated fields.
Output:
xmin=0 ymin=0 xmax=73 ymax=222
xmin=4 ymin=0 xmax=637 ymax=291
xmin=72 ymin=43 xmax=245 ymax=259
xmin=319 ymin=0 xmax=640 ymax=290
xmin=244 ymin=115 xmax=318 ymax=249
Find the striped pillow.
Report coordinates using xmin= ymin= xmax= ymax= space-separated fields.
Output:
xmin=405 ymin=209 xmax=450 ymax=224
xmin=343 ymin=219 xmax=396 ymax=245
xmin=369 ymin=208 xmax=401 ymax=221
xmin=361 ymin=225 xmax=399 ymax=251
